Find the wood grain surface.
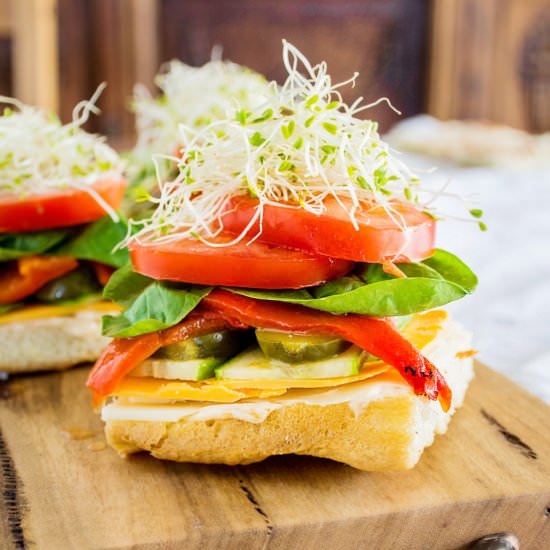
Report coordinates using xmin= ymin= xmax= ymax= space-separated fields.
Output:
xmin=0 ymin=363 xmax=549 ymax=550
xmin=11 ymin=0 xmax=59 ymax=112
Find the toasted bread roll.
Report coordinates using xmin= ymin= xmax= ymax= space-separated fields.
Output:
xmin=0 ymin=308 xmax=114 ymax=373
xmin=103 ymin=318 xmax=474 ymax=471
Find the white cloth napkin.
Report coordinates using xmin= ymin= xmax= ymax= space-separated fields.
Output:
xmin=395 ymin=152 xmax=550 ymax=404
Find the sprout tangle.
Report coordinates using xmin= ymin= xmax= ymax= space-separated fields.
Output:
xmin=0 ymin=84 xmax=124 ymax=219
xmin=128 ymin=41 xmax=471 ymax=249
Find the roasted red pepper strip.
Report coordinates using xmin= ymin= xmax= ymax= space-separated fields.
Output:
xmin=87 ymin=290 xmax=452 ymax=411
xmin=203 ymin=290 xmax=452 ymax=411
xmin=0 ymin=255 xmax=78 ymax=304
xmin=86 ymin=311 xmax=245 ymax=398
xmin=89 ymin=331 xmax=161 ymax=406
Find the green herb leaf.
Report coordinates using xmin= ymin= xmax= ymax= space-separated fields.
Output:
xmin=103 ymin=263 xmax=154 ymax=307
xmin=469 ymin=209 xmax=483 ymax=219
xmin=281 ymin=120 xmax=295 ymax=139
xmin=102 ymin=264 xmax=212 ymax=337
xmin=226 ymin=249 xmax=477 ymax=317
xmin=0 ymin=229 xmax=71 ymax=262
xmin=235 ymin=109 xmax=250 ymax=125
xmin=356 ymin=175 xmax=368 ymax=189
xmin=322 ymin=122 xmax=338 ymax=135
xmin=52 ymin=216 xmax=130 ymax=267
xmin=320 ymin=145 xmax=337 ymax=154
xmin=305 ymin=94 xmax=319 ymax=108
xmin=293 ymin=137 xmax=304 ymax=149
xmin=252 ymin=109 xmax=273 ymax=123
xmin=305 ymin=115 xmax=315 ymax=128
xmin=278 ymin=160 xmax=295 ymax=172
xmin=249 ymin=132 xmax=266 ymax=147
xmin=422 ymin=249 xmax=478 ymax=291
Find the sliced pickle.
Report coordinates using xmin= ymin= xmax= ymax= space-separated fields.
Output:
xmin=35 ymin=266 xmax=101 ymax=303
xmin=153 ymin=330 xmax=247 ymax=360
xmin=255 ymin=329 xmax=350 ymax=363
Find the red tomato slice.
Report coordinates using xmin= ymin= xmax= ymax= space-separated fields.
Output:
xmin=0 ymin=256 xmax=78 ymax=304
xmin=89 ymin=331 xmax=162 ymax=406
xmin=221 ymin=196 xmax=435 ymax=263
xmin=129 ymin=235 xmax=353 ymax=289
xmin=0 ymin=178 xmax=126 ymax=233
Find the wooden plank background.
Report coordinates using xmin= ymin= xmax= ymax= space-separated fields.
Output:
xmin=0 ymin=0 xmax=9 ymax=35
xmin=160 ymin=0 xmax=429 ymax=131
xmin=11 ymin=0 xmax=59 ymax=111
xmin=54 ymin=0 xmax=428 ymax=147
xmin=0 ymin=0 xmax=13 ymax=97
xmin=0 ymin=36 xmax=11 ymax=98
xmin=0 ymin=1 xmax=548 ymax=141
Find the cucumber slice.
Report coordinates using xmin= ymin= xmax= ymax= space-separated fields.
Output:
xmin=215 ymin=345 xmax=363 ymax=380
xmin=154 ymin=330 xmax=247 ymax=360
xmin=131 ymin=357 xmax=225 ymax=381
xmin=255 ymin=329 xmax=349 ymax=363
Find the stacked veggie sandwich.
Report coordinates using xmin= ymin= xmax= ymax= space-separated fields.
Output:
xmin=0 ymin=90 xmax=127 ymax=373
xmin=88 ymin=42 xmax=478 ymax=471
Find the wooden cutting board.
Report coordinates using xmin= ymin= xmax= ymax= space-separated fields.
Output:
xmin=1 ymin=363 xmax=549 ymax=550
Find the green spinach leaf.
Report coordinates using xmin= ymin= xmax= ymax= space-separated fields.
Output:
xmin=0 ymin=229 xmax=70 ymax=262
xmin=101 ymin=248 xmax=476 ymax=337
xmin=227 ymin=249 xmax=477 ymax=317
xmin=52 ymin=217 xmax=129 ymax=267
xmin=102 ymin=264 xmax=211 ymax=337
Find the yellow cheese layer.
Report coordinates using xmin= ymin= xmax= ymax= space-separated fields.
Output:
xmin=110 ymin=310 xmax=448 ymax=403
xmin=0 ymin=301 xmax=122 ymax=325
xmin=112 ymin=380 xmax=288 ymax=403
xmin=113 ymin=362 xmax=390 ymax=401
xmin=403 ymin=309 xmax=447 ymax=348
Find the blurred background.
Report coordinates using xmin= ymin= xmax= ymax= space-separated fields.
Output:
xmin=0 ymin=0 xmax=549 ymax=401
xmin=0 ymin=0 xmax=548 ymax=148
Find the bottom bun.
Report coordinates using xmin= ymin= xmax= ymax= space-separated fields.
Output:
xmin=0 ymin=309 xmax=112 ymax=373
xmin=104 ymin=317 xmax=474 ymax=471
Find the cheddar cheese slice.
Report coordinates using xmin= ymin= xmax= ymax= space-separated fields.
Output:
xmin=0 ymin=301 xmax=122 ymax=325
xmin=111 ymin=378 xmax=288 ymax=402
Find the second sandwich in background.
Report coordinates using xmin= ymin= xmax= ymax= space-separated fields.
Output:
xmin=125 ymin=54 xmax=272 ymax=214
xmin=0 ymin=89 xmax=127 ymax=373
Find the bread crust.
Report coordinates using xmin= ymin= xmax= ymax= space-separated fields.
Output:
xmin=106 ymin=392 xmax=439 ymax=470
xmin=0 ymin=310 xmax=112 ymax=373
